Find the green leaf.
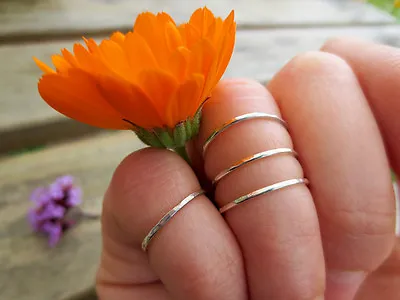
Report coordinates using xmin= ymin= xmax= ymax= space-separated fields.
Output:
xmin=367 ymin=0 xmax=400 ymax=19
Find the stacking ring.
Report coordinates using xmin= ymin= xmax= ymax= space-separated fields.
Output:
xmin=142 ymin=189 xmax=205 ymax=252
xmin=201 ymin=112 xmax=308 ymax=215
xmin=213 ymin=148 xmax=297 ymax=186
xmin=202 ymin=112 xmax=287 ymax=157
xmin=219 ymin=178 xmax=309 ymax=214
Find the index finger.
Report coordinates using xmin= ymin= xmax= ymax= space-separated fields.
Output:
xmin=322 ymin=38 xmax=400 ymax=175
xmin=96 ymin=148 xmax=246 ymax=300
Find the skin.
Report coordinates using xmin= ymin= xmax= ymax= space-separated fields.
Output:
xmin=96 ymin=38 xmax=400 ymax=300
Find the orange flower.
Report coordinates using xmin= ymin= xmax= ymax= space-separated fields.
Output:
xmin=395 ymin=0 xmax=400 ymax=8
xmin=35 ymin=8 xmax=236 ymax=132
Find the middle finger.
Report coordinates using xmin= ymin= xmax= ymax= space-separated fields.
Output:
xmin=196 ymin=79 xmax=325 ymax=299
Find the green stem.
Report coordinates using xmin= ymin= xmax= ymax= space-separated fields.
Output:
xmin=174 ymin=146 xmax=191 ymax=165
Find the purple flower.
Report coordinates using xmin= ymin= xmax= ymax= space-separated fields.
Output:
xmin=28 ymin=175 xmax=82 ymax=247
xmin=42 ymin=222 xmax=62 ymax=247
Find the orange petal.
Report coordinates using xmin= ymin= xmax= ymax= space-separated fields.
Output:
xmin=168 ymin=46 xmax=190 ymax=83
xmin=134 ymin=12 xmax=169 ymax=67
xmin=166 ymin=74 xmax=204 ymax=125
xmin=110 ymin=31 xmax=126 ymax=46
xmin=124 ymin=32 xmax=158 ymax=75
xmin=187 ymin=39 xmax=215 ymax=101
xmin=51 ymin=55 xmax=71 ymax=72
xmin=97 ymin=76 xmax=164 ymax=129
xmin=83 ymin=38 xmax=99 ymax=53
xmin=61 ymin=49 xmax=78 ymax=68
xmin=189 ymin=7 xmax=216 ymax=37
xmin=216 ymin=23 xmax=235 ymax=83
xmin=38 ymin=70 xmax=126 ymax=129
xmin=214 ymin=11 xmax=236 ymax=80
xmin=165 ymin=21 xmax=183 ymax=52
xmin=156 ymin=12 xmax=175 ymax=25
xmin=203 ymin=10 xmax=235 ymax=96
xmin=34 ymin=57 xmax=55 ymax=74
xmin=187 ymin=38 xmax=216 ymax=78
xmin=73 ymin=44 xmax=107 ymax=74
xmin=138 ymin=69 xmax=179 ymax=127
xmin=180 ymin=23 xmax=201 ymax=49
xmin=97 ymin=40 xmax=132 ymax=81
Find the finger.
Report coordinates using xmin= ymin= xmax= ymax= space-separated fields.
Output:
xmin=196 ymin=79 xmax=325 ymax=299
xmin=96 ymin=148 xmax=246 ymax=300
xmin=321 ymin=38 xmax=400 ymax=176
xmin=355 ymin=238 xmax=400 ymax=300
xmin=268 ymin=52 xmax=396 ymax=300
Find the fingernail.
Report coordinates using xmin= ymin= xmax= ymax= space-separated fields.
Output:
xmin=325 ymin=271 xmax=366 ymax=300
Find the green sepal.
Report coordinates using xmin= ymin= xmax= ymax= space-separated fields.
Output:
xmin=190 ymin=107 xmax=202 ymax=139
xmin=132 ymin=106 xmax=203 ymax=150
xmin=154 ymin=128 xmax=175 ymax=148
xmin=184 ymin=119 xmax=192 ymax=139
xmin=392 ymin=170 xmax=397 ymax=182
xmin=134 ymin=127 xmax=164 ymax=148
xmin=173 ymin=122 xmax=187 ymax=148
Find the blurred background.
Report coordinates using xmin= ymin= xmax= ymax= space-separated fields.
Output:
xmin=0 ymin=0 xmax=398 ymax=299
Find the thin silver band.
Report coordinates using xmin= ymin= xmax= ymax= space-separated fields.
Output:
xmin=202 ymin=112 xmax=287 ymax=157
xmin=142 ymin=189 xmax=205 ymax=251
xmin=213 ymin=148 xmax=297 ymax=186
xmin=219 ymin=178 xmax=309 ymax=214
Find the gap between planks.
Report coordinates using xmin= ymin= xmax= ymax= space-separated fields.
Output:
xmin=0 ymin=21 xmax=397 ymax=46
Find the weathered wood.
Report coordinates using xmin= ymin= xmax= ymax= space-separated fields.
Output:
xmin=0 ymin=131 xmax=144 ymax=300
xmin=1 ymin=24 xmax=399 ymax=154
xmin=0 ymin=0 xmax=394 ymax=42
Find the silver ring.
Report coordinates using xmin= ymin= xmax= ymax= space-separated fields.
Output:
xmin=219 ymin=178 xmax=309 ymax=214
xmin=142 ymin=189 xmax=205 ymax=251
xmin=213 ymin=148 xmax=297 ymax=186
xmin=202 ymin=112 xmax=288 ymax=157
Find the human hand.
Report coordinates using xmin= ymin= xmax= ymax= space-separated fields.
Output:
xmin=95 ymin=38 xmax=400 ymax=300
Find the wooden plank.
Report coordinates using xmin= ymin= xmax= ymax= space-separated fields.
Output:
xmin=0 ymin=131 xmax=144 ymax=300
xmin=0 ymin=0 xmax=395 ymax=42
xmin=1 ymin=24 xmax=400 ymax=154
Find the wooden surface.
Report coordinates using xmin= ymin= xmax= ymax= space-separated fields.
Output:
xmin=0 ymin=132 xmax=143 ymax=300
xmin=0 ymin=0 xmax=399 ymax=299
xmin=0 ymin=0 xmax=394 ymax=41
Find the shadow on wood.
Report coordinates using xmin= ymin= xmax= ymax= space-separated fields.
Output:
xmin=61 ymin=287 xmax=97 ymax=300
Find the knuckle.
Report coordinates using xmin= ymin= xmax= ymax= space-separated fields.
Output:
xmin=321 ymin=36 xmax=353 ymax=52
xmin=105 ymin=148 xmax=195 ymax=242
xmin=331 ymin=201 xmax=395 ymax=238
xmin=287 ymin=51 xmax=352 ymax=79
xmin=111 ymin=148 xmax=185 ymax=203
xmin=212 ymin=78 xmax=270 ymax=106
